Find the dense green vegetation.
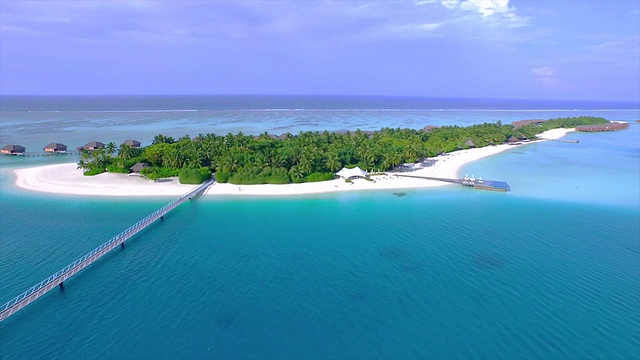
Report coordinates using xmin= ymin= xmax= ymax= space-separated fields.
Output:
xmin=518 ymin=116 xmax=609 ymax=138
xmin=140 ymin=167 xmax=180 ymax=181
xmin=540 ymin=116 xmax=608 ymax=130
xmin=76 ymin=116 xmax=608 ymax=184
xmin=178 ymin=167 xmax=212 ymax=184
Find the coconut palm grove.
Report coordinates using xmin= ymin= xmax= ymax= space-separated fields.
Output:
xmin=76 ymin=116 xmax=608 ymax=185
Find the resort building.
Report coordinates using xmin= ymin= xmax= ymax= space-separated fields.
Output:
xmin=121 ymin=139 xmax=141 ymax=148
xmin=78 ymin=141 xmax=105 ymax=151
xmin=43 ymin=143 xmax=67 ymax=153
xmin=1 ymin=144 xmax=26 ymax=155
xmin=512 ymin=119 xmax=547 ymax=128
xmin=576 ymin=123 xmax=629 ymax=132
xmin=336 ymin=166 xmax=369 ymax=180
xmin=464 ymin=139 xmax=476 ymax=148
xmin=130 ymin=162 xmax=150 ymax=176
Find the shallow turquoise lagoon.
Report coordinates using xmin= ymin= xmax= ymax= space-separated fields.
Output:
xmin=1 ymin=184 xmax=639 ymax=359
xmin=1 ymin=96 xmax=638 ymax=358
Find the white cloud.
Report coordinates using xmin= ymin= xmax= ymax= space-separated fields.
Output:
xmin=539 ymin=77 xmax=560 ymax=85
xmin=461 ymin=0 xmax=511 ymax=17
xmin=532 ymin=66 xmax=555 ymax=76
xmin=380 ymin=21 xmax=443 ymax=39
xmin=441 ymin=0 xmax=460 ymax=10
xmin=415 ymin=0 xmax=527 ymax=28
xmin=531 ymin=66 xmax=561 ymax=86
xmin=0 ymin=24 xmax=49 ymax=36
xmin=0 ymin=0 xmax=531 ymax=47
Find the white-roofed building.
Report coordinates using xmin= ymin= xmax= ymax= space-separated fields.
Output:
xmin=336 ymin=166 xmax=369 ymax=180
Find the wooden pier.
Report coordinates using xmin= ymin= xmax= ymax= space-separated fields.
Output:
xmin=538 ymin=138 xmax=579 ymax=144
xmin=0 ymin=179 xmax=214 ymax=322
xmin=395 ymin=174 xmax=510 ymax=192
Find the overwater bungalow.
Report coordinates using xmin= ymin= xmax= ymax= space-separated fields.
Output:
xmin=576 ymin=123 xmax=629 ymax=132
xmin=1 ymin=144 xmax=26 ymax=155
xmin=78 ymin=141 xmax=105 ymax=151
xmin=44 ymin=143 xmax=67 ymax=153
xmin=121 ymin=139 xmax=141 ymax=148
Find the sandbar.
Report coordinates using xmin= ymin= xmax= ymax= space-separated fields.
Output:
xmin=12 ymin=128 xmax=574 ymax=197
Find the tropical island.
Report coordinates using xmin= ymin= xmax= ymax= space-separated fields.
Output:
xmin=10 ymin=116 xmax=617 ymax=197
xmin=74 ymin=116 xmax=609 ymax=185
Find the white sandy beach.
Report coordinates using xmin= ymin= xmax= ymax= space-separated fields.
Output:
xmin=12 ymin=128 xmax=574 ymax=197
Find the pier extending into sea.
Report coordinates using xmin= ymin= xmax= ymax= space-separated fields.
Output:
xmin=0 ymin=179 xmax=214 ymax=322
xmin=396 ymin=174 xmax=510 ymax=192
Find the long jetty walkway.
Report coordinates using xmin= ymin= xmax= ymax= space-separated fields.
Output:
xmin=537 ymin=138 xmax=579 ymax=144
xmin=395 ymin=174 xmax=510 ymax=192
xmin=0 ymin=179 xmax=214 ymax=322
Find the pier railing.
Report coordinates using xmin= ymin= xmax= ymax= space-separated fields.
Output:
xmin=0 ymin=179 xmax=213 ymax=322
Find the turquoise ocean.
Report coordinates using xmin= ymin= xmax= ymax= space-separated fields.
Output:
xmin=0 ymin=96 xmax=639 ymax=359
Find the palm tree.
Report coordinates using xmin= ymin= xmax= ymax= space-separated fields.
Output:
xmin=289 ymin=165 xmax=304 ymax=181
xmin=106 ymin=142 xmax=116 ymax=156
xmin=298 ymin=154 xmax=313 ymax=175
xmin=390 ymin=153 xmax=402 ymax=168
xmin=77 ymin=158 xmax=88 ymax=172
xmin=91 ymin=147 xmax=108 ymax=169
xmin=325 ymin=153 xmax=341 ymax=172
xmin=118 ymin=144 xmax=133 ymax=160
xmin=380 ymin=156 xmax=392 ymax=171
xmin=152 ymin=134 xmax=175 ymax=145
xmin=164 ymin=148 xmax=184 ymax=168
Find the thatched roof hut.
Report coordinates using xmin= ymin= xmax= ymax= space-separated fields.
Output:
xmin=79 ymin=141 xmax=105 ymax=151
xmin=508 ymin=136 xmax=519 ymax=144
xmin=1 ymin=144 xmax=26 ymax=155
xmin=44 ymin=143 xmax=67 ymax=153
xmin=121 ymin=139 xmax=141 ymax=148
xmin=575 ymin=123 xmax=629 ymax=132
xmin=422 ymin=125 xmax=439 ymax=133
xmin=130 ymin=162 xmax=150 ymax=173
xmin=512 ymin=119 xmax=547 ymax=128
xmin=464 ymin=139 xmax=475 ymax=148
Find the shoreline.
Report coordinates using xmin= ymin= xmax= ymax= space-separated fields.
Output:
xmin=12 ymin=128 xmax=574 ymax=197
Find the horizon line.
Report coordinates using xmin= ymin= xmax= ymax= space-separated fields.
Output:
xmin=1 ymin=93 xmax=639 ymax=104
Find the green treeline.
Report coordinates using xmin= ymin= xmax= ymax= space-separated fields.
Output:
xmin=76 ymin=116 xmax=608 ymax=184
xmin=515 ymin=116 xmax=608 ymax=138
xmin=540 ymin=116 xmax=608 ymax=131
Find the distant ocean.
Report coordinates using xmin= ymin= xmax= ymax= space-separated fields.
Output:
xmin=1 ymin=96 xmax=639 ymax=359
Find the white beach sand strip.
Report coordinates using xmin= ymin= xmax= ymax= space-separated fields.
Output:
xmin=13 ymin=128 xmax=574 ymax=197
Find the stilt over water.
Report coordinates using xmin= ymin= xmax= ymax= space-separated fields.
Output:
xmin=0 ymin=179 xmax=214 ymax=322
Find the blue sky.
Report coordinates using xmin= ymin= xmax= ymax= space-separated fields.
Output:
xmin=1 ymin=0 xmax=638 ymax=101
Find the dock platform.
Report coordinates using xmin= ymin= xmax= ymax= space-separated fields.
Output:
xmin=395 ymin=174 xmax=510 ymax=192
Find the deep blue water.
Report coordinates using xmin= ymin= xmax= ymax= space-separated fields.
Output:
xmin=1 ymin=95 xmax=638 ymax=151
xmin=0 ymin=96 xmax=639 ymax=359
